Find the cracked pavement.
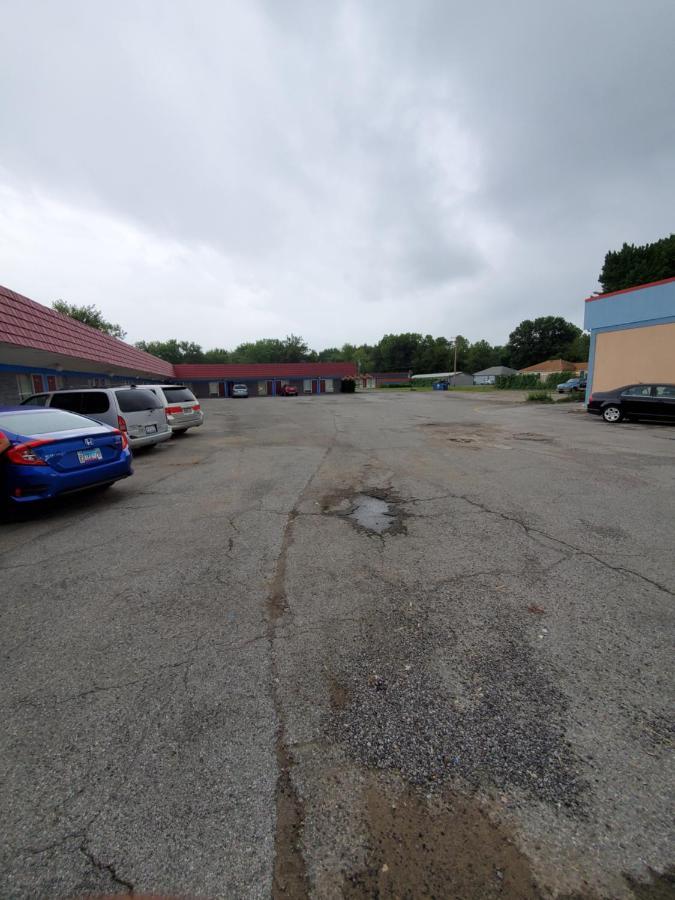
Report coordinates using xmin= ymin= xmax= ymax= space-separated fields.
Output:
xmin=1 ymin=392 xmax=673 ymax=898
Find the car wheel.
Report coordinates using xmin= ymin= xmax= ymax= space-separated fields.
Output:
xmin=602 ymin=405 xmax=623 ymax=423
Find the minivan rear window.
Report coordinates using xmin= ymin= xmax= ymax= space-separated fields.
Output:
xmin=115 ymin=389 xmax=163 ymax=412
xmin=161 ymin=387 xmax=196 ymax=403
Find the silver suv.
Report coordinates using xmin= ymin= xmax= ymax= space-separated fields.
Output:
xmin=22 ymin=387 xmax=172 ymax=449
xmin=135 ymin=384 xmax=204 ymax=434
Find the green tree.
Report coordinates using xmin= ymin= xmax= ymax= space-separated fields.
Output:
xmin=339 ymin=343 xmax=376 ymax=372
xmin=566 ymin=332 xmax=590 ymax=362
xmin=506 ymin=317 xmax=581 ymax=369
xmin=452 ymin=335 xmax=470 ymax=371
xmin=464 ymin=340 xmax=501 ymax=373
xmin=135 ymin=339 xmax=204 ymax=363
xmin=53 ymin=300 xmax=126 ymax=340
xmin=281 ymin=334 xmax=311 ymax=362
xmin=316 ymin=347 xmax=343 ymax=361
xmin=202 ymin=347 xmax=231 ymax=363
xmin=229 ymin=335 xmax=313 ymax=364
xmin=374 ymin=333 xmax=422 ymax=371
xmin=412 ymin=335 xmax=455 ymax=373
xmin=600 ymin=234 xmax=675 ymax=293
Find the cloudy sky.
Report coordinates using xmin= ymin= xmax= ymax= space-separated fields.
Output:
xmin=1 ymin=1 xmax=673 ymax=350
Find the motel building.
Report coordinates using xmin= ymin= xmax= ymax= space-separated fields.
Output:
xmin=0 ymin=284 xmax=357 ymax=403
xmin=584 ymin=276 xmax=675 ymax=399
xmin=173 ymin=363 xmax=356 ymax=398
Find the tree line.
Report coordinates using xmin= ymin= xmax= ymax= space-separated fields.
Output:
xmin=52 ymin=232 xmax=675 ymax=373
xmin=132 ymin=318 xmax=590 ymax=372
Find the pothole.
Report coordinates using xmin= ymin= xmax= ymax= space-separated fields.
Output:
xmin=351 ymin=494 xmax=397 ymax=533
xmin=512 ymin=432 xmax=554 ymax=443
xmin=323 ymin=490 xmax=407 ymax=536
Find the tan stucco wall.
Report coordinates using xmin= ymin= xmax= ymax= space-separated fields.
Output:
xmin=592 ymin=322 xmax=675 ymax=392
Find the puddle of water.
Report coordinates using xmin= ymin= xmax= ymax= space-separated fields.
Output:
xmin=350 ymin=494 xmax=397 ymax=534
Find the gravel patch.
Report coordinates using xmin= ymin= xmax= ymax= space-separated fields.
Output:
xmin=329 ymin=589 xmax=586 ymax=810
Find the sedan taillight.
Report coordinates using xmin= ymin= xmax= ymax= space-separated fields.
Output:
xmin=112 ymin=428 xmax=129 ymax=450
xmin=6 ymin=439 xmax=53 ymax=466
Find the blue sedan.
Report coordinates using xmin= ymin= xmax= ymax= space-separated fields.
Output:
xmin=0 ymin=406 xmax=132 ymax=511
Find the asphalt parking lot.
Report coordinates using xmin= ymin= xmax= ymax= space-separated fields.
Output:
xmin=1 ymin=392 xmax=674 ymax=899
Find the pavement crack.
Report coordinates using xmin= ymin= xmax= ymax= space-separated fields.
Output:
xmin=411 ymin=490 xmax=674 ymax=598
xmin=79 ymin=841 xmax=134 ymax=893
xmin=266 ymin=449 xmax=332 ymax=899
xmin=17 ymin=831 xmax=84 ymax=856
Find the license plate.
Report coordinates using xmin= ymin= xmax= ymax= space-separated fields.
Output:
xmin=145 ymin=424 xmax=158 ymax=434
xmin=77 ymin=448 xmax=102 ymax=464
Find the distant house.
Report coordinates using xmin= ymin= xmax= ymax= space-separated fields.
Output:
xmin=473 ymin=366 xmax=518 ymax=385
xmin=518 ymin=359 xmax=588 ymax=381
xmin=360 ymin=371 xmax=410 ymax=388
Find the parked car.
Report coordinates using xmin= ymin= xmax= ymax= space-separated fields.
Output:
xmin=587 ymin=383 xmax=675 ymax=423
xmin=135 ymin=384 xmax=203 ymax=434
xmin=279 ymin=384 xmax=298 ymax=396
xmin=21 ymin=387 xmax=172 ymax=449
xmin=232 ymin=384 xmax=249 ymax=398
xmin=556 ymin=377 xmax=586 ymax=393
xmin=0 ymin=406 xmax=132 ymax=511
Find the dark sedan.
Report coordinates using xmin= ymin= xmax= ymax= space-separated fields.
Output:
xmin=587 ymin=383 xmax=675 ymax=423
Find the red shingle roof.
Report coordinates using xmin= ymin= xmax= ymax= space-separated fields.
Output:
xmin=0 ymin=284 xmax=174 ymax=377
xmin=173 ymin=362 xmax=357 ymax=379
xmin=519 ymin=359 xmax=587 ymax=374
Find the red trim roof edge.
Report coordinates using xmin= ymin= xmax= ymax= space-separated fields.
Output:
xmin=584 ymin=275 xmax=675 ymax=303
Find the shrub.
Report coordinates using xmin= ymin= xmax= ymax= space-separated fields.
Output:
xmin=526 ymin=390 xmax=554 ymax=403
xmin=340 ymin=377 xmax=356 ymax=393
xmin=495 ymin=374 xmax=540 ymax=389
xmin=545 ymin=370 xmax=576 ymax=389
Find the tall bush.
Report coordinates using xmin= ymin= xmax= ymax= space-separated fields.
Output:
xmin=545 ymin=370 xmax=575 ymax=388
xmin=495 ymin=374 xmax=541 ymax=389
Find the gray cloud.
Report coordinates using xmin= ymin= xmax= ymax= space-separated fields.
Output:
xmin=1 ymin=0 xmax=673 ymax=348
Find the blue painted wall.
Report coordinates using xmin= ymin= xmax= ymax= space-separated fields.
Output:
xmin=584 ymin=279 xmax=675 ymax=331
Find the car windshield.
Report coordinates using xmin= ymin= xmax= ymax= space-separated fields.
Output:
xmin=115 ymin=389 xmax=163 ymax=412
xmin=0 ymin=409 xmax=104 ymax=435
xmin=161 ymin=387 xmax=195 ymax=403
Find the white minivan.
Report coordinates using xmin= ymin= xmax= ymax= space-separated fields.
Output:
xmin=22 ymin=387 xmax=172 ymax=449
xmin=135 ymin=384 xmax=204 ymax=434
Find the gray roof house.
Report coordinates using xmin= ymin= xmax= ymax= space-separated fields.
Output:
xmin=473 ymin=365 xmax=518 ymax=385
